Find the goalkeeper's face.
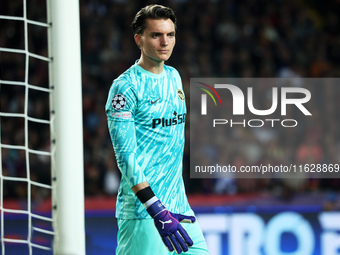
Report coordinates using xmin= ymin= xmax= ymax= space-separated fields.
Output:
xmin=135 ymin=18 xmax=176 ymax=64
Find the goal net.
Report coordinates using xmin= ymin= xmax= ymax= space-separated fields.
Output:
xmin=0 ymin=0 xmax=85 ymax=254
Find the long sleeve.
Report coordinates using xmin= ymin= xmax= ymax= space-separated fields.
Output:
xmin=105 ymin=78 xmax=147 ymax=188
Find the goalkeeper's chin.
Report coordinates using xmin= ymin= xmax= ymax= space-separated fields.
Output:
xmin=156 ymin=51 xmax=172 ymax=62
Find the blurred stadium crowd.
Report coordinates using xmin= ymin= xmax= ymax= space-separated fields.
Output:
xmin=1 ymin=0 xmax=340 ymax=206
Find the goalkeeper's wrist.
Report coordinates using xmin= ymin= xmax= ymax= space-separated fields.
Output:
xmin=135 ymin=186 xmax=166 ymax=218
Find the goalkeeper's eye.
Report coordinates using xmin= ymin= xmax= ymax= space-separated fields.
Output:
xmin=168 ymin=32 xmax=175 ymax=38
xmin=151 ymin=33 xmax=161 ymax=38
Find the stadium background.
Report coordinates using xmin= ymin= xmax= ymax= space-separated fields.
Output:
xmin=1 ymin=0 xmax=340 ymax=254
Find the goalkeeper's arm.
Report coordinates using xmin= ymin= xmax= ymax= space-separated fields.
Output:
xmin=133 ymin=182 xmax=196 ymax=254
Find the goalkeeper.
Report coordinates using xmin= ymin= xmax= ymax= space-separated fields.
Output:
xmin=105 ymin=4 xmax=209 ymax=255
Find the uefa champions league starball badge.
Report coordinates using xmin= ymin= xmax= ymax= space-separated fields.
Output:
xmin=111 ymin=94 xmax=127 ymax=110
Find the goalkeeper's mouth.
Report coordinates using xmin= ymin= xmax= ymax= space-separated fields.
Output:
xmin=158 ymin=50 xmax=169 ymax=54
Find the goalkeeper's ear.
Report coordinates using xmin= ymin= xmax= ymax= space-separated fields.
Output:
xmin=134 ymin=34 xmax=142 ymax=49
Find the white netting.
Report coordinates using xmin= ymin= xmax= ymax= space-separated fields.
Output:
xmin=0 ymin=0 xmax=55 ymax=254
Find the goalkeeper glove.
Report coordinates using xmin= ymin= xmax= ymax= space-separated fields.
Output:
xmin=146 ymin=199 xmax=196 ymax=254
xmin=136 ymin=186 xmax=196 ymax=254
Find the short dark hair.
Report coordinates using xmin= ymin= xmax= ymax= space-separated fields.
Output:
xmin=131 ymin=4 xmax=177 ymax=35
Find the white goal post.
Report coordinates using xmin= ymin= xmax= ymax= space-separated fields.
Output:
xmin=49 ymin=0 xmax=86 ymax=254
xmin=0 ymin=0 xmax=86 ymax=254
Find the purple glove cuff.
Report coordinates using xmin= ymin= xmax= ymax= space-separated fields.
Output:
xmin=146 ymin=199 xmax=166 ymax=218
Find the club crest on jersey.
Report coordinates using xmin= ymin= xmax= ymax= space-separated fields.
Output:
xmin=111 ymin=94 xmax=126 ymax=110
xmin=177 ymin=89 xmax=185 ymax=102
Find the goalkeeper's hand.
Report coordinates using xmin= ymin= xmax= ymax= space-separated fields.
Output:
xmin=147 ymin=199 xmax=196 ymax=254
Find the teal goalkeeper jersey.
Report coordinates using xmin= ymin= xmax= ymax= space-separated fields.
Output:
xmin=105 ymin=62 xmax=191 ymax=219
